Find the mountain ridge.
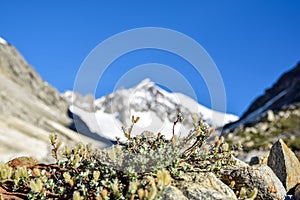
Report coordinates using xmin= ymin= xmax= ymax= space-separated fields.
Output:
xmin=225 ymin=62 xmax=300 ymax=131
xmin=242 ymin=62 xmax=300 ymax=119
xmin=64 ymin=78 xmax=238 ymax=142
xmin=223 ymin=62 xmax=300 ymax=161
xmin=0 ymin=39 xmax=108 ymax=162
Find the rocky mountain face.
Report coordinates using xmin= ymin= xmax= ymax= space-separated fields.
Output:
xmin=0 ymin=38 xmax=108 ymax=163
xmin=0 ymin=39 xmax=69 ymax=124
xmin=242 ymin=63 xmax=300 ymax=119
xmin=224 ymin=62 xmax=300 ymax=161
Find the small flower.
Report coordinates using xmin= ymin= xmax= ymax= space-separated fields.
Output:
xmin=111 ymin=179 xmax=120 ymax=196
xmin=128 ymin=181 xmax=139 ymax=194
xmin=93 ymin=171 xmax=100 ymax=181
xmin=73 ymin=154 xmax=80 ymax=166
xmin=0 ymin=163 xmax=12 ymax=180
xmin=101 ymin=189 xmax=108 ymax=199
xmin=63 ymin=172 xmax=74 ymax=187
xmin=33 ymin=168 xmax=41 ymax=177
xmin=147 ymin=186 xmax=157 ymax=200
xmin=107 ymin=147 xmax=117 ymax=161
xmin=73 ymin=191 xmax=81 ymax=200
xmin=157 ymin=169 xmax=171 ymax=187
xmin=29 ymin=178 xmax=43 ymax=193
xmin=49 ymin=134 xmax=57 ymax=145
xmin=64 ymin=145 xmax=71 ymax=158
xmin=14 ymin=167 xmax=28 ymax=181
xmin=222 ymin=143 xmax=229 ymax=152
xmin=137 ymin=188 xmax=145 ymax=200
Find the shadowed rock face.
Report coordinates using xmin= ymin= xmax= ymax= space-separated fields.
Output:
xmin=224 ymin=62 xmax=300 ymax=132
xmin=223 ymin=62 xmax=300 ymax=162
xmin=267 ymin=139 xmax=300 ymax=192
xmin=242 ymin=62 xmax=300 ymax=121
xmin=0 ymin=41 xmax=108 ymax=162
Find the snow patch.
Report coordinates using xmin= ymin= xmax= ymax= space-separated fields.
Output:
xmin=0 ymin=37 xmax=8 ymax=45
xmin=70 ymin=105 xmax=127 ymax=142
xmin=175 ymin=93 xmax=239 ymax=127
xmin=227 ymin=89 xmax=287 ymax=130
xmin=244 ymin=90 xmax=287 ymax=122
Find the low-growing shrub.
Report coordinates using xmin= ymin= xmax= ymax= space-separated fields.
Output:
xmin=0 ymin=113 xmax=241 ymax=199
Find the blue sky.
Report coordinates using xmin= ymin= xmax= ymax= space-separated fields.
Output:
xmin=1 ymin=1 xmax=300 ymax=116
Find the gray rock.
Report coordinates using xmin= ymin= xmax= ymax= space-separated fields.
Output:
xmin=245 ymin=127 xmax=258 ymax=134
xmin=232 ymin=156 xmax=249 ymax=168
xmin=267 ymin=110 xmax=275 ymax=122
xmin=257 ymin=122 xmax=269 ymax=132
xmin=249 ymin=156 xmax=260 ymax=165
xmin=267 ymin=139 xmax=300 ymax=192
xmin=249 ymin=154 xmax=268 ymax=166
xmin=176 ymin=172 xmax=237 ymax=200
xmin=221 ymin=165 xmax=286 ymax=200
xmin=159 ymin=186 xmax=188 ymax=200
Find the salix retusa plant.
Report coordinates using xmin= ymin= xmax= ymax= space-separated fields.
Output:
xmin=0 ymin=112 xmax=242 ymax=200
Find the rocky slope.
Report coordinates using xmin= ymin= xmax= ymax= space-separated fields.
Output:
xmin=1 ymin=128 xmax=300 ymax=199
xmin=0 ymin=38 xmax=108 ymax=163
xmin=241 ymin=63 xmax=300 ymax=120
xmin=224 ymin=62 xmax=300 ymax=161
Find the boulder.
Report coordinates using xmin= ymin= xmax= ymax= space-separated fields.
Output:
xmin=176 ymin=172 xmax=237 ymax=200
xmin=267 ymin=139 xmax=300 ymax=192
xmin=159 ymin=186 xmax=188 ymax=200
xmin=221 ymin=165 xmax=286 ymax=200
xmin=7 ymin=156 xmax=38 ymax=169
xmin=267 ymin=110 xmax=276 ymax=122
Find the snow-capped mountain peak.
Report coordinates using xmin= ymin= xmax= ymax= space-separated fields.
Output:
xmin=134 ymin=78 xmax=156 ymax=90
xmin=64 ymin=79 xmax=238 ymax=142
